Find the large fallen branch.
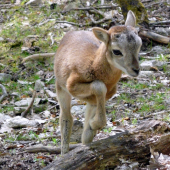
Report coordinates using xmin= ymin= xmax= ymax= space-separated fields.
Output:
xmin=42 ymin=120 xmax=170 ymax=170
xmin=139 ymin=30 xmax=170 ymax=44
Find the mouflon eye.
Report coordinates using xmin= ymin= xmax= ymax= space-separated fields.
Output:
xmin=112 ymin=50 xmax=123 ymax=56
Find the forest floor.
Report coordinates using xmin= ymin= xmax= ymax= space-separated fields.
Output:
xmin=0 ymin=0 xmax=170 ymax=169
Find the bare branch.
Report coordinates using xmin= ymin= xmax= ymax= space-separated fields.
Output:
xmin=89 ymin=7 xmax=105 ymax=17
xmin=21 ymin=91 xmax=36 ymax=117
xmin=91 ymin=0 xmax=98 ymax=6
xmin=55 ymin=20 xmax=94 ymax=27
xmin=62 ymin=5 xmax=118 ymax=14
xmin=86 ymin=12 xmax=110 ymax=24
xmin=130 ymin=110 xmax=170 ymax=120
xmin=150 ymin=20 xmax=170 ymax=25
xmin=55 ymin=20 xmax=81 ymax=27
xmin=22 ymin=53 xmax=55 ymax=63
xmin=145 ymin=2 xmax=161 ymax=8
xmin=25 ymin=144 xmax=81 ymax=154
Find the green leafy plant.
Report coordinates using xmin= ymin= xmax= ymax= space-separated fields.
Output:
xmin=52 ymin=138 xmax=58 ymax=145
xmin=103 ymin=127 xmax=114 ymax=133
xmin=132 ymin=118 xmax=138 ymax=125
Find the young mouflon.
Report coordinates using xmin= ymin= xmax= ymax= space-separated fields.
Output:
xmin=54 ymin=10 xmax=142 ymax=155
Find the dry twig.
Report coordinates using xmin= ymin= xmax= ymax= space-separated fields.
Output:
xmin=25 ymin=144 xmax=81 ymax=154
xmin=62 ymin=5 xmax=117 ymax=13
xmin=150 ymin=20 xmax=170 ymax=26
xmin=145 ymin=2 xmax=161 ymax=8
xmin=21 ymin=90 xmax=36 ymax=117
xmin=22 ymin=53 xmax=55 ymax=63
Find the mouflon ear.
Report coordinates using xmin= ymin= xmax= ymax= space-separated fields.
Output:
xmin=125 ymin=10 xmax=136 ymax=27
xmin=93 ymin=27 xmax=109 ymax=44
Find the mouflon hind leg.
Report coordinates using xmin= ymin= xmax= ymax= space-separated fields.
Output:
xmin=56 ymin=82 xmax=73 ymax=155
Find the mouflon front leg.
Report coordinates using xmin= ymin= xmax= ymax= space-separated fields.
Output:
xmin=89 ymin=80 xmax=107 ymax=130
xmin=67 ymin=73 xmax=107 ymax=144
xmin=82 ymin=103 xmax=97 ymax=144
xmin=56 ymin=83 xmax=73 ymax=155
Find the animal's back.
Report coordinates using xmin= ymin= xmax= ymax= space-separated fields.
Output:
xmin=54 ymin=31 xmax=100 ymax=86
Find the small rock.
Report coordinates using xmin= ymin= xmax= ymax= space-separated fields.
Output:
xmin=14 ymin=98 xmax=41 ymax=107
xmin=141 ymin=60 xmax=156 ymax=70
xmin=22 ymin=21 xmax=30 ymax=26
xmin=17 ymin=80 xmax=33 ymax=85
xmin=15 ymin=100 xmax=29 ymax=107
xmin=0 ymin=37 xmax=4 ymax=42
xmin=70 ymin=120 xmax=83 ymax=143
xmin=0 ymin=123 xmax=12 ymax=133
xmin=71 ymin=105 xmax=86 ymax=116
xmin=0 ymin=73 xmax=11 ymax=82
xmin=26 ymin=98 xmax=41 ymax=106
xmin=14 ymin=107 xmax=26 ymax=114
xmin=150 ymin=46 xmax=170 ymax=56
xmin=141 ymin=60 xmax=166 ymax=71
xmin=48 ymin=99 xmax=58 ymax=105
xmin=62 ymin=2 xmax=79 ymax=13
xmin=138 ymin=71 xmax=155 ymax=78
xmin=26 ymin=0 xmax=42 ymax=6
xmin=0 ymin=63 xmax=5 ymax=67
xmin=161 ymin=80 xmax=170 ymax=86
xmin=45 ymin=89 xmax=57 ymax=98
xmin=0 ymin=113 xmax=11 ymax=124
xmin=155 ymin=27 xmax=170 ymax=36
xmin=42 ymin=110 xmax=51 ymax=118
xmin=11 ymin=92 xmax=20 ymax=97
xmin=21 ymin=47 xmax=29 ymax=52
xmin=165 ymin=98 xmax=170 ymax=104
xmin=6 ymin=116 xmax=39 ymax=128
xmin=34 ymin=80 xmax=45 ymax=92
xmin=36 ymin=70 xmax=44 ymax=76
xmin=155 ymin=61 xmax=166 ymax=70
xmin=54 ymin=23 xmax=76 ymax=32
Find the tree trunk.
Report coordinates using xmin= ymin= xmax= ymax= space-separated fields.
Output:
xmin=116 ymin=0 xmax=149 ymax=27
xmin=42 ymin=120 xmax=170 ymax=170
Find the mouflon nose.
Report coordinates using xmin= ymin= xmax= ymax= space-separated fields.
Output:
xmin=132 ymin=68 xmax=140 ymax=75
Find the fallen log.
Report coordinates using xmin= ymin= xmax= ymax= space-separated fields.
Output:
xmin=139 ymin=30 xmax=170 ymax=44
xmin=42 ymin=120 xmax=170 ymax=170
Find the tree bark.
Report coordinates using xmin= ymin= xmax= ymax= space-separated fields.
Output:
xmin=42 ymin=120 xmax=170 ymax=170
xmin=115 ymin=0 xmax=149 ymax=26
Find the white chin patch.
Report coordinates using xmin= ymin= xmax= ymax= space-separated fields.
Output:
xmin=114 ymin=61 xmax=128 ymax=74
